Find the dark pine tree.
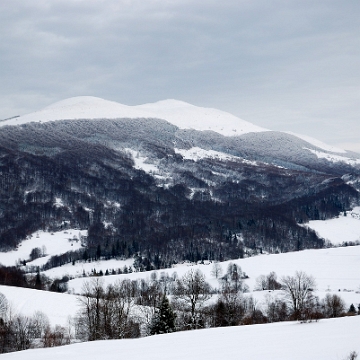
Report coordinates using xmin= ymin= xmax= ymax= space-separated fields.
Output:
xmin=348 ymin=303 xmax=356 ymax=314
xmin=150 ymin=295 xmax=176 ymax=335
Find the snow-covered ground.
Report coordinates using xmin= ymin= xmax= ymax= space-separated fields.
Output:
xmin=64 ymin=245 xmax=360 ymax=310
xmin=305 ymin=148 xmax=360 ymax=166
xmin=0 ymin=230 xmax=86 ymax=267
xmin=0 ymin=285 xmax=79 ymax=326
xmin=0 ymin=236 xmax=359 ymax=356
xmin=137 ymin=99 xmax=268 ymax=136
xmin=174 ymin=147 xmax=256 ymax=166
xmin=124 ymin=148 xmax=160 ymax=174
xmin=306 ymin=207 xmax=360 ymax=245
xmin=0 ymin=218 xmax=359 ymax=330
xmin=1 ymin=315 xmax=359 ymax=360
xmin=286 ymin=131 xmax=347 ymax=153
xmin=42 ymin=258 xmax=134 ymax=279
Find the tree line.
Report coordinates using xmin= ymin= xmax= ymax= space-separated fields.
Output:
xmin=74 ymin=266 xmax=360 ymax=341
xmin=0 ymin=266 xmax=359 ymax=353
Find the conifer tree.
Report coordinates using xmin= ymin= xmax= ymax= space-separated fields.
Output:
xmin=348 ymin=303 xmax=356 ymax=314
xmin=150 ymin=295 xmax=176 ymax=335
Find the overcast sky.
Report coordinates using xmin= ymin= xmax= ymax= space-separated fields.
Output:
xmin=1 ymin=0 xmax=359 ymax=152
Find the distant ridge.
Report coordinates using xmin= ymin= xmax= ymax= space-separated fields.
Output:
xmin=1 ymin=96 xmax=355 ymax=155
xmin=1 ymin=96 xmax=267 ymax=137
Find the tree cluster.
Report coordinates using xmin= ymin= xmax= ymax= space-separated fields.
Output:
xmin=0 ymin=294 xmax=72 ymax=353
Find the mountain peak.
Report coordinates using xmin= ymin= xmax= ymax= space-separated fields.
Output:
xmin=1 ymin=96 xmax=268 ymax=137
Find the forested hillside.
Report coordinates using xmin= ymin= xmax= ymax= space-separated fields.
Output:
xmin=0 ymin=115 xmax=358 ymax=270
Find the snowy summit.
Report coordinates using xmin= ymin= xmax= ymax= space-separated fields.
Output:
xmin=1 ymin=96 xmax=268 ymax=137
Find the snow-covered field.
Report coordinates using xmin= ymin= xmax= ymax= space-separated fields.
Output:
xmin=2 ymin=244 xmax=358 ymax=329
xmin=42 ymin=257 xmax=134 ymax=279
xmin=306 ymin=207 xmax=360 ymax=246
xmin=0 ymin=230 xmax=86 ymax=267
xmin=65 ymin=245 xmax=360 ymax=308
xmin=1 ymin=240 xmax=358 ymax=329
xmin=0 ymin=216 xmax=359 ymax=328
xmin=0 ymin=285 xmax=79 ymax=326
xmin=0 ymin=228 xmax=359 ymax=357
xmin=1 ymin=316 xmax=359 ymax=360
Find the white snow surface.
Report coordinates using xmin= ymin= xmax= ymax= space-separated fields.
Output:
xmin=306 ymin=207 xmax=360 ymax=245
xmin=1 ymin=96 xmax=267 ymax=137
xmin=0 ymin=230 xmax=86 ymax=267
xmin=137 ymin=99 xmax=268 ymax=136
xmin=305 ymin=148 xmax=360 ymax=166
xmin=1 ymin=316 xmax=360 ymax=360
xmin=42 ymin=258 xmax=134 ymax=279
xmin=286 ymin=131 xmax=347 ymax=153
xmin=174 ymin=147 xmax=256 ymax=166
xmin=67 ymin=245 xmax=360 ymax=302
xmin=125 ymin=148 xmax=160 ymax=174
xmin=2 ymin=97 xmax=151 ymax=126
xmin=0 ymin=285 xmax=79 ymax=326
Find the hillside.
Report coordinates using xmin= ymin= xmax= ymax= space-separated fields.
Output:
xmin=1 ymin=243 xmax=359 ymax=326
xmin=0 ymin=238 xmax=359 ymax=356
xmin=1 ymin=316 xmax=359 ymax=360
xmin=0 ymin=97 xmax=359 ymax=269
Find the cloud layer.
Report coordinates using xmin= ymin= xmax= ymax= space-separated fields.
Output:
xmin=1 ymin=0 xmax=359 ymax=151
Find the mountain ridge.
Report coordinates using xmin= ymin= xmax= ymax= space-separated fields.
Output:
xmin=0 ymin=97 xmax=358 ymax=268
xmin=1 ymin=96 xmax=267 ymax=137
xmin=3 ymin=96 xmax=357 ymax=157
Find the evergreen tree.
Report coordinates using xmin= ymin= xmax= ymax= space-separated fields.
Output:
xmin=348 ymin=303 xmax=356 ymax=314
xmin=150 ymin=295 xmax=176 ymax=335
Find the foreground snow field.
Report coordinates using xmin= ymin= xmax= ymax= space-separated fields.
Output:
xmin=1 ymin=316 xmax=359 ymax=360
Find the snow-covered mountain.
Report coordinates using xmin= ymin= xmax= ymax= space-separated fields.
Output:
xmin=4 ymin=96 xmax=359 ymax=160
xmin=3 ymin=96 xmax=359 ymax=168
xmin=1 ymin=96 xmax=360 ymax=360
xmin=1 ymin=96 xmax=267 ymax=136
xmin=0 ymin=95 xmax=359 ymax=267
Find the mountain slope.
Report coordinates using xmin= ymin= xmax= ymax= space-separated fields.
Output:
xmin=0 ymin=97 xmax=358 ymax=267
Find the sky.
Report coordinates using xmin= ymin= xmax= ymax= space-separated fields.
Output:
xmin=1 ymin=0 xmax=359 ymax=152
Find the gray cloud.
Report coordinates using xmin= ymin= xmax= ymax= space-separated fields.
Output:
xmin=0 ymin=0 xmax=359 ymax=151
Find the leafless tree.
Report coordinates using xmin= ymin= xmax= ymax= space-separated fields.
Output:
xmin=173 ymin=269 xmax=212 ymax=329
xmin=254 ymin=272 xmax=282 ymax=291
xmin=42 ymin=325 xmax=67 ymax=347
xmin=76 ymin=278 xmax=138 ymax=341
xmin=344 ymin=351 xmax=358 ymax=360
xmin=77 ymin=278 xmax=104 ymax=340
xmin=11 ymin=315 xmax=33 ymax=351
xmin=210 ymin=262 xmax=223 ymax=279
xmin=264 ymin=293 xmax=288 ymax=322
xmin=281 ymin=271 xmax=316 ymax=321
xmin=323 ymin=293 xmax=345 ymax=318
xmin=0 ymin=293 xmax=8 ymax=320
xmin=29 ymin=311 xmax=50 ymax=338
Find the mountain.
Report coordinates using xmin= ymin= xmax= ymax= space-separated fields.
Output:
xmin=0 ymin=96 xmax=267 ymax=136
xmin=0 ymin=97 xmax=359 ymax=269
